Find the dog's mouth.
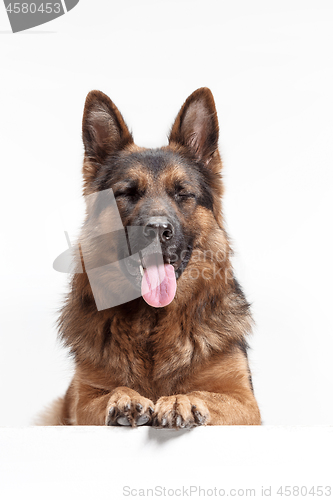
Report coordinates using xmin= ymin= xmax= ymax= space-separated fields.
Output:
xmin=124 ymin=246 xmax=192 ymax=308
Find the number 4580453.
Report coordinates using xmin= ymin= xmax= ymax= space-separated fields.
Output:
xmin=6 ymin=3 xmax=61 ymax=14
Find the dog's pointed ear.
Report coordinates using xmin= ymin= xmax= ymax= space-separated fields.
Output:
xmin=169 ymin=87 xmax=219 ymax=165
xmin=82 ymin=91 xmax=133 ymax=185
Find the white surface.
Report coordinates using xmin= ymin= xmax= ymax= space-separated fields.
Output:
xmin=0 ymin=426 xmax=332 ymax=500
xmin=0 ymin=1 xmax=333 ymax=427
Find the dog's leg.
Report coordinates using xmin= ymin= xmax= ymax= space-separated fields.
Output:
xmin=72 ymin=383 xmax=154 ymax=426
xmin=152 ymin=349 xmax=261 ymax=428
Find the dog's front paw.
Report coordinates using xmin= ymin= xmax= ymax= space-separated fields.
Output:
xmin=152 ymin=395 xmax=210 ymax=429
xmin=105 ymin=387 xmax=154 ymax=427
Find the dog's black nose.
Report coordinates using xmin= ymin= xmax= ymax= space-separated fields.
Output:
xmin=144 ymin=217 xmax=174 ymax=242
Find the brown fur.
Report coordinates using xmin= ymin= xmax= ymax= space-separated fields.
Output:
xmin=41 ymin=88 xmax=261 ymax=427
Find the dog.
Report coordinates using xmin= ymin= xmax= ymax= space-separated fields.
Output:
xmin=42 ymin=88 xmax=261 ymax=427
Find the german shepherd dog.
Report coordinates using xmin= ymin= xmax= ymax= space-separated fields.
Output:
xmin=43 ymin=88 xmax=261 ymax=427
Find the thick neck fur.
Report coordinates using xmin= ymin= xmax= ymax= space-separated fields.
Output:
xmin=58 ymin=238 xmax=252 ymax=400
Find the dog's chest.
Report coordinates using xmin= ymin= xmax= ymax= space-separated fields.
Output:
xmin=104 ymin=312 xmax=215 ymax=396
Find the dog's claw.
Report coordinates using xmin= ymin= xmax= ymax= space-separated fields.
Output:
xmin=117 ymin=416 xmax=131 ymax=426
xmin=137 ymin=414 xmax=150 ymax=426
xmin=176 ymin=415 xmax=182 ymax=428
xmin=193 ymin=409 xmax=204 ymax=425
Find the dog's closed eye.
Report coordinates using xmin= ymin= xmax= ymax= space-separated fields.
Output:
xmin=114 ymin=183 xmax=144 ymax=201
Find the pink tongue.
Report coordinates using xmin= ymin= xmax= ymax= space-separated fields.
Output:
xmin=141 ymin=262 xmax=177 ymax=308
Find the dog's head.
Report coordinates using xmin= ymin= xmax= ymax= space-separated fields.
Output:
xmin=81 ymin=88 xmax=225 ymax=308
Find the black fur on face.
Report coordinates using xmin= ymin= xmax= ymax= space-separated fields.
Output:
xmin=91 ymin=148 xmax=216 ymax=280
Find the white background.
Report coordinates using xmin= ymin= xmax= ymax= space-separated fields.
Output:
xmin=1 ymin=426 xmax=333 ymax=499
xmin=0 ymin=0 xmax=333 ymax=428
